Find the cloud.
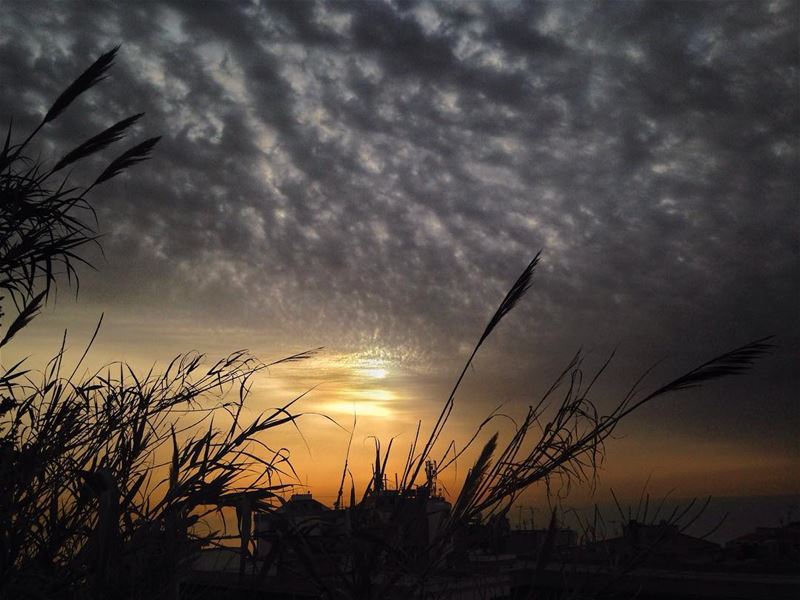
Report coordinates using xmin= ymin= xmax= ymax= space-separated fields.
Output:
xmin=1 ymin=0 xmax=797 ymax=453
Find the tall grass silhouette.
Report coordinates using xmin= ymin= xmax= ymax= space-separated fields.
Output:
xmin=0 ymin=48 xmax=312 ymax=600
xmin=271 ymin=256 xmax=771 ymax=599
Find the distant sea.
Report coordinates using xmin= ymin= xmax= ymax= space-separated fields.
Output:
xmin=536 ymin=494 xmax=800 ymax=545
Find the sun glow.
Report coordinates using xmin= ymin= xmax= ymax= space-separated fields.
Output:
xmin=362 ymin=367 xmax=388 ymax=379
xmin=321 ymin=387 xmax=397 ymax=418
xmin=350 ymin=388 xmax=394 ymax=402
xmin=322 ymin=401 xmax=392 ymax=418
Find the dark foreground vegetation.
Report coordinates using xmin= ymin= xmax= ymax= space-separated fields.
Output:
xmin=0 ymin=49 xmax=783 ymax=600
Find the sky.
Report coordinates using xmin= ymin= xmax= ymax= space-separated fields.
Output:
xmin=1 ymin=1 xmax=798 ymax=506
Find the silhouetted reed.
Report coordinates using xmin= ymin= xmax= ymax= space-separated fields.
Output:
xmin=303 ymin=258 xmax=771 ymax=599
xmin=0 ymin=48 xmax=308 ymax=600
xmin=1 ymin=47 xmax=158 ymax=347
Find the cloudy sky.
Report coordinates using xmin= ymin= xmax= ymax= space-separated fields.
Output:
xmin=2 ymin=0 xmax=798 ymax=503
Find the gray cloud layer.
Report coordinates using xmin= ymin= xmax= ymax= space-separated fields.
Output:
xmin=2 ymin=1 xmax=798 ymax=450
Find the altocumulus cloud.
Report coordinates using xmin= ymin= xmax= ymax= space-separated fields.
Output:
xmin=1 ymin=1 xmax=797 ymax=452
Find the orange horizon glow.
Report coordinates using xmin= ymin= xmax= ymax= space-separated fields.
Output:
xmin=5 ymin=309 xmax=799 ymax=511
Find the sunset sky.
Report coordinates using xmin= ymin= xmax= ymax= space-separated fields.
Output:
xmin=1 ymin=1 xmax=798 ymax=507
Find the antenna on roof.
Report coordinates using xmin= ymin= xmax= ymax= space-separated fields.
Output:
xmin=425 ymin=460 xmax=438 ymax=496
